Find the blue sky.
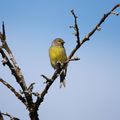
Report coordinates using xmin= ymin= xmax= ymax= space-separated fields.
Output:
xmin=0 ymin=0 xmax=120 ymax=120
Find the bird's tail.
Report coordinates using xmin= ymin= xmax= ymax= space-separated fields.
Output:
xmin=59 ymin=68 xmax=67 ymax=88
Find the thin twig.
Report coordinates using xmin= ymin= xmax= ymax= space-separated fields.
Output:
xmin=71 ymin=9 xmax=80 ymax=44
xmin=66 ymin=57 xmax=80 ymax=63
xmin=1 ymin=112 xmax=20 ymax=120
xmin=41 ymin=75 xmax=52 ymax=83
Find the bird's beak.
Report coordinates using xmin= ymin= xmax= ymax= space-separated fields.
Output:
xmin=62 ymin=41 xmax=65 ymax=45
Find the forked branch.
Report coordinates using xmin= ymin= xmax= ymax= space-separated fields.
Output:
xmin=34 ymin=3 xmax=120 ymax=112
xmin=68 ymin=4 xmax=120 ymax=59
xmin=0 ymin=3 xmax=119 ymax=120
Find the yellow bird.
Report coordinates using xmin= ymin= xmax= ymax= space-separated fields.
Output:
xmin=49 ymin=38 xmax=67 ymax=88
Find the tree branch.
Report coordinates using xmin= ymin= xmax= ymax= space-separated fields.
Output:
xmin=41 ymin=74 xmax=52 ymax=83
xmin=35 ymin=68 xmax=61 ymax=111
xmin=34 ymin=3 xmax=120 ymax=113
xmin=0 ymin=3 xmax=119 ymax=120
xmin=1 ymin=22 xmax=19 ymax=69
xmin=0 ymin=25 xmax=34 ymax=116
xmin=68 ymin=4 xmax=120 ymax=60
xmin=0 ymin=47 xmax=27 ymax=91
xmin=0 ymin=23 xmax=27 ymax=92
xmin=1 ymin=112 xmax=20 ymax=120
xmin=71 ymin=9 xmax=80 ymax=44
xmin=0 ymin=78 xmax=26 ymax=105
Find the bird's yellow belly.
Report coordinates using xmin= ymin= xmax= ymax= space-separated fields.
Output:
xmin=49 ymin=46 xmax=67 ymax=68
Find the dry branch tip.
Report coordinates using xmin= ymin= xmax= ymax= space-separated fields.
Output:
xmin=41 ymin=74 xmax=52 ymax=84
xmin=1 ymin=22 xmax=6 ymax=41
xmin=71 ymin=9 xmax=78 ymax=18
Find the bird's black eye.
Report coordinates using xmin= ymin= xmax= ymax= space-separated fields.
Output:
xmin=58 ymin=40 xmax=61 ymax=42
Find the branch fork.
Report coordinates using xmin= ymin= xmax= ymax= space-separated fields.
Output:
xmin=0 ymin=3 xmax=120 ymax=120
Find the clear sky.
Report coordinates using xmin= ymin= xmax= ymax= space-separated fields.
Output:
xmin=0 ymin=0 xmax=120 ymax=120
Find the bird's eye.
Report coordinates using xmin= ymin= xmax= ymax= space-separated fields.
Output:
xmin=58 ymin=40 xmax=61 ymax=43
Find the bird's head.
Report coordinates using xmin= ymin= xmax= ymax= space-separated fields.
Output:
xmin=51 ymin=38 xmax=65 ymax=47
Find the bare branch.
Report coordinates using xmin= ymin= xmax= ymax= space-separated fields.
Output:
xmin=41 ymin=74 xmax=52 ymax=83
xmin=1 ymin=112 xmax=20 ymax=120
xmin=0 ymin=78 xmax=26 ymax=105
xmin=2 ymin=22 xmax=6 ymax=41
xmin=0 ymin=3 xmax=119 ymax=120
xmin=71 ymin=9 xmax=80 ymax=44
xmin=33 ymin=4 xmax=120 ymax=112
xmin=68 ymin=4 xmax=120 ymax=60
xmin=0 ymin=48 xmax=27 ymax=91
xmin=67 ymin=57 xmax=80 ymax=62
xmin=0 ymin=26 xmax=35 ymax=112
xmin=35 ymin=68 xmax=61 ymax=110
xmin=0 ymin=22 xmax=18 ymax=68
xmin=0 ymin=23 xmax=37 ymax=120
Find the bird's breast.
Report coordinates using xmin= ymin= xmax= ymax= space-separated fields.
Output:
xmin=49 ymin=46 xmax=67 ymax=68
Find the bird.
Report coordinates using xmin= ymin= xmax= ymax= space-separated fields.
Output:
xmin=49 ymin=38 xmax=67 ymax=88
